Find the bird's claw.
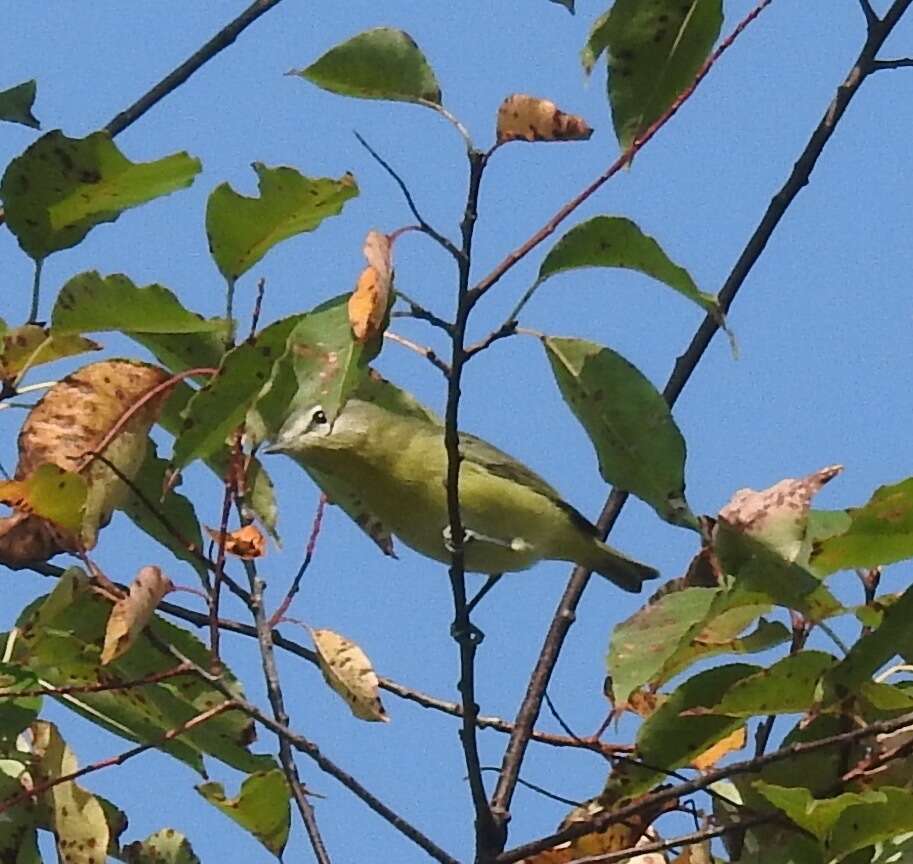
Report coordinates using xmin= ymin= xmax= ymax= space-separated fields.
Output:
xmin=450 ymin=619 xmax=485 ymax=645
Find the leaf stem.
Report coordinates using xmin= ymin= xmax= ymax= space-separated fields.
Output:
xmin=28 ymin=258 xmax=43 ymax=324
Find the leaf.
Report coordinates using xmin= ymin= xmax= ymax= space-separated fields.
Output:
xmin=537 ymin=216 xmax=718 ymax=314
xmin=123 ymin=829 xmax=202 ymax=864
xmin=496 ymin=94 xmax=593 ymax=143
xmin=0 ymin=664 xmax=41 ymax=740
xmin=355 ymin=368 xmax=441 ymax=424
xmin=31 ymin=721 xmax=110 ymax=864
xmin=0 ymin=324 xmax=99 ymax=382
xmin=828 ymin=788 xmax=913 ymax=861
xmin=0 ymin=464 xmax=87 ymax=536
xmin=348 ymin=230 xmax=393 ymax=343
xmin=550 ymin=0 xmax=574 ymax=10
xmin=544 ymin=335 xmax=694 ymax=527
xmin=51 ymin=271 xmax=227 ymax=336
xmin=608 ymin=586 xmax=718 ymax=704
xmin=120 ymin=442 xmax=207 ymax=577
xmin=293 ymin=28 xmax=442 ymax=105
xmin=205 ymin=524 xmax=266 ymax=559
xmin=311 ymin=628 xmax=388 ymax=722
xmin=0 ymin=130 xmax=201 ymax=261
xmin=583 ymin=0 xmax=723 ymax=148
xmin=720 ymin=465 xmax=843 ymax=566
xmin=172 ymin=316 xmax=301 ymax=469
xmin=811 ymin=477 xmax=913 ymax=575
xmin=0 ymin=80 xmax=40 ymax=128
xmin=101 ymin=566 xmax=173 ymax=665
xmin=0 ymin=757 xmax=39 ymax=862
xmin=692 ymin=725 xmax=746 ymax=770
xmin=196 ymin=770 xmax=290 ymax=856
xmin=206 ymin=164 xmax=358 ymax=282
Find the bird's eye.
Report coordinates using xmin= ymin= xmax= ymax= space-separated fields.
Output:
xmin=312 ymin=409 xmax=328 ymax=425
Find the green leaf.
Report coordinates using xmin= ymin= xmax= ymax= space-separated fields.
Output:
xmin=701 ymin=651 xmax=835 ymax=717
xmin=543 ymin=335 xmax=695 ymax=527
xmin=0 ymin=664 xmax=41 ymax=740
xmin=0 ymin=758 xmax=39 ymax=863
xmin=537 ymin=216 xmax=718 ymax=315
xmin=1 ymin=130 xmax=201 ymax=261
xmin=355 ymin=369 xmax=441 ymax=424
xmin=715 ymin=522 xmax=843 ymax=621
xmin=123 ymin=829 xmax=202 ymax=864
xmin=605 ymin=664 xmax=755 ymax=799
xmin=0 ymin=324 xmax=99 ymax=381
xmin=120 ymin=442 xmax=207 ymax=578
xmin=293 ymin=28 xmax=442 ymax=105
xmin=172 ymin=316 xmax=302 ymax=469
xmin=583 ymin=0 xmax=723 ymax=148
xmin=197 ymin=770 xmax=290 ymax=856
xmin=608 ymin=586 xmax=718 ymax=704
xmin=829 ymin=788 xmax=913 ymax=861
xmin=811 ymin=477 xmax=913 ymax=575
xmin=0 ymin=464 xmax=87 ymax=535
xmin=51 ymin=271 xmax=227 ymax=337
xmin=0 ymin=80 xmax=40 ymax=129
xmin=206 ymin=164 xmax=358 ymax=282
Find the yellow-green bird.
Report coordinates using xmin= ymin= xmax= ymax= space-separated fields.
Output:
xmin=268 ymin=398 xmax=658 ymax=592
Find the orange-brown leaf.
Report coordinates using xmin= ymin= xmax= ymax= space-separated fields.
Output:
xmin=497 ymin=94 xmax=593 ymax=144
xmin=348 ymin=230 xmax=393 ymax=343
xmin=691 ymin=725 xmax=746 ymax=771
xmin=205 ymin=524 xmax=267 ymax=559
xmin=101 ymin=565 xmax=173 ymax=665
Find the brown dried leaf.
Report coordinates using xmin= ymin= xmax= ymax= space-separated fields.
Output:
xmin=311 ymin=627 xmax=388 ymax=722
xmin=718 ymin=465 xmax=843 ymax=563
xmin=348 ymin=230 xmax=393 ymax=343
xmin=205 ymin=524 xmax=267 ymax=559
xmin=101 ymin=565 xmax=173 ymax=665
xmin=691 ymin=725 xmax=746 ymax=771
xmin=497 ymin=94 xmax=593 ymax=144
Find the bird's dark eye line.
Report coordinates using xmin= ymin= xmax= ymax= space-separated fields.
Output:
xmin=313 ymin=409 xmax=328 ymax=425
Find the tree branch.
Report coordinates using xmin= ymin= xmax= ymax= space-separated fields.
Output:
xmin=871 ymin=56 xmax=913 ymax=69
xmin=489 ymin=0 xmax=913 ymax=835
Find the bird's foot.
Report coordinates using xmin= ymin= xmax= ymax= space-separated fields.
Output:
xmin=442 ymin=525 xmax=530 ymax=553
xmin=450 ymin=618 xmax=485 ymax=645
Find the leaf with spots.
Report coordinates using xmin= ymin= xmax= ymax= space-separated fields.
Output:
xmin=583 ymin=0 xmax=723 ymax=148
xmin=31 ymin=720 xmax=110 ymax=864
xmin=544 ymin=335 xmax=695 ymax=527
xmin=0 ymin=663 xmax=42 ymax=740
xmin=537 ymin=216 xmax=718 ymax=315
xmin=197 ymin=770 xmax=290 ymax=856
xmin=51 ymin=270 xmax=228 ymax=338
xmin=123 ymin=829 xmax=202 ymax=864
xmin=172 ymin=316 xmax=302 ymax=469
xmin=0 ymin=80 xmax=40 ymax=128
xmin=101 ymin=566 xmax=173 ymax=665
xmin=0 ymin=464 xmax=87 ymax=536
xmin=496 ymin=94 xmax=593 ymax=144
xmin=293 ymin=28 xmax=442 ymax=105
xmin=312 ymin=627 xmax=388 ymax=722
xmin=0 ymin=758 xmax=39 ymax=862
xmin=811 ymin=476 xmax=913 ymax=576
xmin=205 ymin=524 xmax=266 ymax=559
xmin=0 ymin=323 xmax=99 ymax=383
xmin=206 ymin=163 xmax=358 ymax=283
xmin=0 ymin=130 xmax=201 ymax=261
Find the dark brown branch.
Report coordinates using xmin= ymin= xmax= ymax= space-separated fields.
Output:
xmin=393 ymin=290 xmax=455 ymax=335
xmin=104 ymin=0 xmax=289 ymax=136
xmin=859 ymin=0 xmax=879 ymax=26
xmin=353 ymin=131 xmax=462 ymax=261
xmin=489 ymin=0 xmax=913 ymax=834
xmin=0 ymin=664 xmax=192 ymax=700
xmin=871 ymin=56 xmax=913 ymax=69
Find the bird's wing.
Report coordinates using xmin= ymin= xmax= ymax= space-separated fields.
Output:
xmin=459 ymin=432 xmax=599 ymax=537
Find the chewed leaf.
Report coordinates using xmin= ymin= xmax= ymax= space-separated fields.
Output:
xmin=0 ymin=80 xmax=40 ymax=128
xmin=720 ymin=465 xmax=843 ymax=566
xmin=348 ymin=231 xmax=393 ymax=343
xmin=123 ymin=829 xmax=202 ymax=864
xmin=0 ymin=324 xmax=99 ymax=382
xmin=101 ymin=565 xmax=173 ymax=665
xmin=293 ymin=28 xmax=442 ymax=105
xmin=0 ymin=464 xmax=87 ymax=536
xmin=205 ymin=524 xmax=266 ymax=559
xmin=496 ymin=94 xmax=593 ymax=144
xmin=196 ymin=770 xmax=290 ymax=856
xmin=582 ymin=0 xmax=723 ymax=148
xmin=544 ymin=336 xmax=695 ymax=527
xmin=311 ymin=628 xmax=388 ymax=722
xmin=537 ymin=216 xmax=717 ymax=314
xmin=0 ymin=130 xmax=201 ymax=261
xmin=206 ymin=164 xmax=358 ymax=282
xmin=52 ymin=271 xmax=227 ymax=336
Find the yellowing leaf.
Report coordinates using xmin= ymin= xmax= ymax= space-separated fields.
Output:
xmin=0 ymin=324 xmax=100 ymax=382
xmin=0 ymin=464 xmax=87 ymax=536
xmin=205 ymin=524 xmax=266 ymax=559
xmin=497 ymin=94 xmax=593 ymax=144
xmin=348 ymin=230 xmax=393 ymax=343
xmin=31 ymin=721 xmax=110 ymax=864
xmin=311 ymin=628 xmax=388 ymax=722
xmin=691 ymin=725 xmax=746 ymax=770
xmin=101 ymin=565 xmax=173 ymax=665
xmin=720 ymin=465 xmax=843 ymax=564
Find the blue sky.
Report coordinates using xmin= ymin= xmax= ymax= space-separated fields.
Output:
xmin=3 ymin=1 xmax=913 ymax=861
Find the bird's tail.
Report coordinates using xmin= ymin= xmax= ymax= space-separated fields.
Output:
xmin=583 ymin=538 xmax=659 ymax=593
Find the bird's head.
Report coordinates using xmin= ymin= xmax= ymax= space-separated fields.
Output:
xmin=267 ymin=399 xmax=373 ymax=457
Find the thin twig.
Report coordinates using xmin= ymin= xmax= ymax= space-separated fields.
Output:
xmin=490 ymin=0 xmax=913 ymax=829
xmin=859 ymin=0 xmax=879 ymax=26
xmin=250 ymin=277 xmax=266 ymax=338
xmin=464 ymin=320 xmax=518 ymax=360
xmin=0 ymin=663 xmax=192 ymax=700
xmin=384 ymin=331 xmax=451 ymax=377
xmin=394 ymin=290 xmax=455 ymax=335
xmin=353 ymin=131 xmax=462 ymax=261
xmin=480 ymin=767 xmax=581 ymax=808
xmin=28 ymin=260 xmax=43 ymax=325
xmin=871 ymin=56 xmax=913 ymax=69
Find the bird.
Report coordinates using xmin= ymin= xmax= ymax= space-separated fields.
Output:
xmin=268 ymin=398 xmax=658 ymax=592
